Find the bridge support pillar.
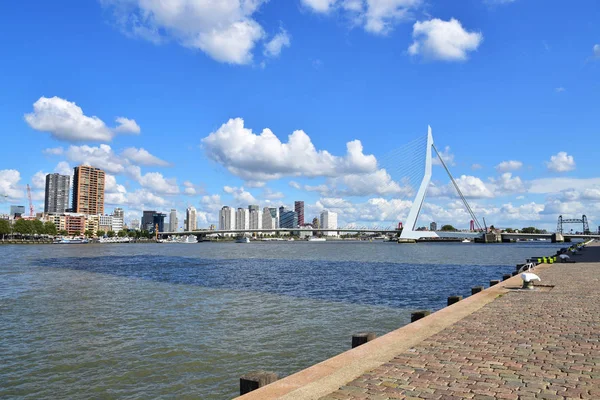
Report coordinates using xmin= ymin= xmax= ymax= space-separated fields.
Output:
xmin=551 ymin=233 xmax=564 ymax=243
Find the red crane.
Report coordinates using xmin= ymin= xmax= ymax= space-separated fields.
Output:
xmin=26 ymin=184 xmax=34 ymax=217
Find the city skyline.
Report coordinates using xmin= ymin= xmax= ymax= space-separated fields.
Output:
xmin=1 ymin=1 xmax=599 ymax=231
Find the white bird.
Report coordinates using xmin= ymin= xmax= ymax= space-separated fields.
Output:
xmin=559 ymin=254 xmax=570 ymax=259
xmin=521 ymin=272 xmax=541 ymax=283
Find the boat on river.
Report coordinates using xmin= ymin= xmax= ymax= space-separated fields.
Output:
xmin=462 ymin=239 xmax=471 ymax=243
xmin=307 ymin=237 xmax=326 ymax=242
xmin=235 ymin=237 xmax=250 ymax=243
xmin=55 ymin=237 xmax=89 ymax=244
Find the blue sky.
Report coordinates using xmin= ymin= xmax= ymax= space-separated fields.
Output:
xmin=0 ymin=0 xmax=599 ymax=231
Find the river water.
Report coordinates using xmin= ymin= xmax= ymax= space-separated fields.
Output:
xmin=0 ymin=241 xmax=563 ymax=399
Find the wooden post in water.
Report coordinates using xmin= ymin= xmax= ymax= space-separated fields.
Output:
xmin=447 ymin=295 xmax=462 ymax=306
xmin=471 ymin=286 xmax=484 ymax=295
xmin=352 ymin=332 xmax=376 ymax=348
xmin=490 ymin=280 xmax=500 ymax=287
xmin=411 ymin=310 xmax=431 ymax=322
xmin=240 ymin=371 xmax=278 ymax=395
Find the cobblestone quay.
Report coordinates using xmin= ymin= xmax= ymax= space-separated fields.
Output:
xmin=237 ymin=243 xmax=599 ymax=400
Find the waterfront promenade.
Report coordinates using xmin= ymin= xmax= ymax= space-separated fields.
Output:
xmin=239 ymin=243 xmax=599 ymax=399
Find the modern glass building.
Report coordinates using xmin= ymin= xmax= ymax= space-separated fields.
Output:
xmin=44 ymin=173 xmax=70 ymax=213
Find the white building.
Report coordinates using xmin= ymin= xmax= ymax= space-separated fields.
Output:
xmin=320 ymin=210 xmax=338 ymax=236
xmin=111 ymin=216 xmax=124 ymax=232
xmin=249 ymin=208 xmax=262 ymax=230
xmin=219 ymin=206 xmax=235 ymax=230
xmin=169 ymin=209 xmax=178 ymax=232
xmin=186 ymin=206 xmax=197 ymax=231
xmin=235 ymin=208 xmax=249 ymax=230
xmin=262 ymin=207 xmax=277 ymax=231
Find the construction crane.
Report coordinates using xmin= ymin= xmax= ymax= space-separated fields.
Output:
xmin=26 ymin=184 xmax=34 ymax=217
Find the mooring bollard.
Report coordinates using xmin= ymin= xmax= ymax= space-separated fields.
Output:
xmin=503 ymin=274 xmax=512 ymax=281
xmin=240 ymin=371 xmax=278 ymax=395
xmin=447 ymin=295 xmax=462 ymax=306
xmin=351 ymin=332 xmax=376 ymax=348
xmin=490 ymin=280 xmax=500 ymax=287
xmin=471 ymin=286 xmax=484 ymax=295
xmin=411 ymin=310 xmax=431 ymax=322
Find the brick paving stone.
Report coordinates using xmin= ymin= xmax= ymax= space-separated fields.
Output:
xmin=320 ymin=244 xmax=600 ymax=400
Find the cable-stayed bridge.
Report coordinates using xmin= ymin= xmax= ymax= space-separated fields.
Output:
xmin=160 ymin=126 xmax=598 ymax=242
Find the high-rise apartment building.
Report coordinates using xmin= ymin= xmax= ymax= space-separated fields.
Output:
xmin=219 ymin=206 xmax=235 ymax=230
xmin=249 ymin=207 xmax=262 ymax=230
xmin=320 ymin=210 xmax=338 ymax=236
xmin=185 ymin=206 xmax=197 ymax=231
xmin=113 ymin=208 xmax=124 ymax=218
xmin=294 ymin=201 xmax=304 ymax=226
xmin=44 ymin=173 xmax=70 ymax=213
xmin=72 ymin=165 xmax=105 ymax=215
xmin=235 ymin=208 xmax=249 ymax=230
xmin=169 ymin=209 xmax=178 ymax=232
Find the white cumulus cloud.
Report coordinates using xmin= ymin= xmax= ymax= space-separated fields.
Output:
xmin=102 ymin=0 xmax=270 ymax=65
xmin=593 ymin=44 xmax=600 ymax=58
xmin=202 ymin=117 xmax=377 ymax=181
xmin=121 ymin=147 xmax=170 ymax=166
xmin=0 ymin=170 xmax=25 ymax=201
xmin=546 ymin=151 xmax=575 ymax=173
xmin=264 ymin=29 xmax=291 ymax=58
xmin=495 ymin=160 xmax=523 ymax=172
xmin=408 ymin=18 xmax=483 ymax=61
xmin=25 ymin=96 xmax=140 ymax=142
xmin=223 ymin=185 xmax=258 ymax=205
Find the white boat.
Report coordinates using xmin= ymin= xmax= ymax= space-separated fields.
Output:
xmin=55 ymin=237 xmax=89 ymax=244
xmin=235 ymin=237 xmax=250 ymax=243
xmin=462 ymin=239 xmax=471 ymax=243
xmin=307 ymin=237 xmax=326 ymax=242
xmin=287 ymin=238 xmax=294 ymax=242
xmin=182 ymin=235 xmax=198 ymax=244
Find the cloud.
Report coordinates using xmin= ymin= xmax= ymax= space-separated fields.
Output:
xmin=332 ymin=169 xmax=412 ymax=197
xmin=25 ymin=96 xmax=140 ymax=142
xmin=546 ymin=151 xmax=575 ymax=172
xmin=555 ymin=87 xmax=566 ymax=93
xmin=106 ymin=189 xmax=169 ymax=210
xmin=432 ymin=145 xmax=456 ymax=166
xmin=489 ymin=173 xmax=527 ymax=194
xmin=429 ymin=175 xmax=494 ymax=199
xmin=264 ymin=29 xmax=291 ymax=58
xmin=102 ymin=0 xmax=269 ymax=65
xmin=495 ymin=160 xmax=522 ymax=172
xmin=301 ymin=0 xmax=421 ymax=34
xmin=121 ymin=147 xmax=170 ymax=166
xmin=54 ymin=161 xmax=72 ymax=176
xmin=0 ymin=170 xmax=25 ymax=201
xmin=43 ymin=147 xmax=64 ymax=155
xmin=114 ymin=117 xmax=141 ymax=134
xmin=223 ymin=185 xmax=258 ymax=205
xmin=262 ymin=188 xmax=285 ymax=200
xmin=408 ymin=18 xmax=483 ymax=61
xmin=31 ymin=171 xmax=47 ymax=190
xmin=528 ymin=177 xmax=600 ymax=194
xmin=202 ymin=117 xmax=377 ymax=181
xmin=182 ymin=181 xmax=204 ymax=196
xmin=499 ymin=202 xmax=544 ymax=221
xmin=593 ymin=44 xmax=600 ymax=58
xmin=471 ymin=163 xmax=483 ymax=170
xmin=126 ymin=166 xmax=180 ymax=195
xmin=301 ymin=0 xmax=337 ymax=13
xmin=65 ymin=144 xmax=126 ymax=174
xmin=105 ymin=174 xmax=127 ymax=194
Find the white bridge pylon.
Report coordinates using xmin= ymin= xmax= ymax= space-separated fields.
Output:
xmin=400 ymin=126 xmax=483 ymax=240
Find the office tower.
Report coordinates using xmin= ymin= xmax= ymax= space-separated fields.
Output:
xmin=72 ymin=165 xmax=105 ymax=215
xmin=142 ymin=210 xmax=156 ymax=231
xmin=169 ymin=209 xmax=178 ymax=232
xmin=153 ymin=213 xmax=166 ymax=232
xmin=294 ymin=201 xmax=304 ymax=226
xmin=235 ymin=208 xmax=249 ymax=230
xmin=312 ymin=217 xmax=319 ymax=229
xmin=320 ymin=210 xmax=338 ymax=236
xmin=44 ymin=173 xmax=70 ymax=213
xmin=248 ymin=205 xmax=260 ymax=213
xmin=280 ymin=210 xmax=298 ymax=229
xmin=185 ymin=206 xmax=197 ymax=231
xmin=9 ymin=205 xmax=25 ymax=218
xmin=219 ymin=206 xmax=235 ymax=230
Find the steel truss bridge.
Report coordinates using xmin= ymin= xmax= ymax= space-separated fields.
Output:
xmin=159 ymin=126 xmax=599 ymax=242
